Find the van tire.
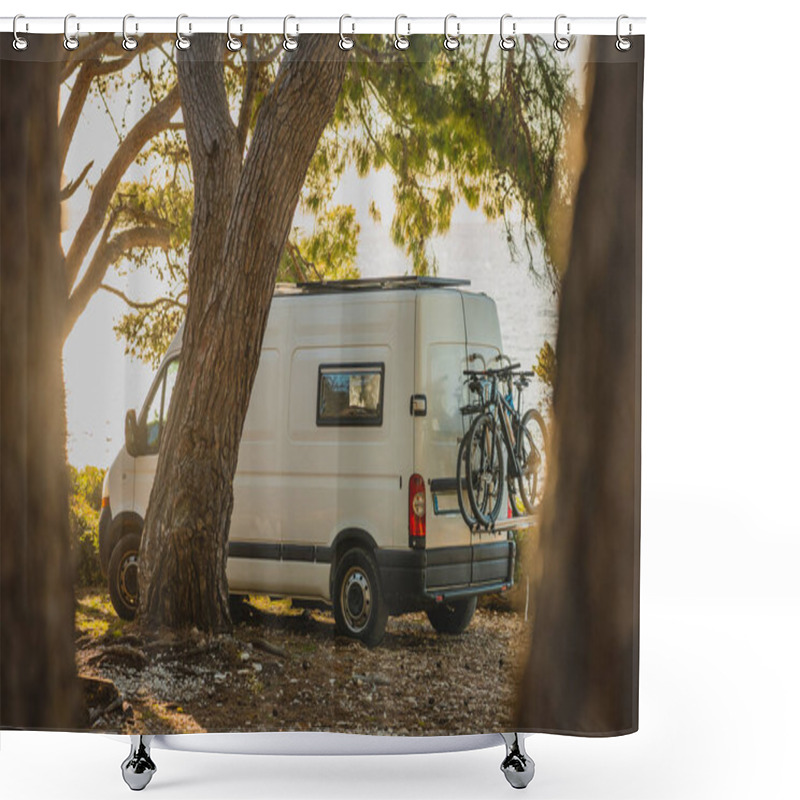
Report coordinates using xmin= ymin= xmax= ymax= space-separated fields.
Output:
xmin=333 ymin=547 xmax=388 ymax=648
xmin=108 ymin=532 xmax=141 ymax=621
xmin=426 ymin=596 xmax=477 ymax=635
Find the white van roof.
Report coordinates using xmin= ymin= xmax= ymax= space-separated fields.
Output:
xmin=274 ymin=276 xmax=471 ymax=295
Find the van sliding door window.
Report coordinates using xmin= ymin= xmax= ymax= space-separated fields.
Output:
xmin=143 ymin=359 xmax=180 ymax=452
xmin=317 ymin=363 xmax=385 ymax=427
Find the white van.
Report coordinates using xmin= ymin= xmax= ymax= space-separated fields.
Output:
xmin=99 ymin=277 xmax=518 ymax=646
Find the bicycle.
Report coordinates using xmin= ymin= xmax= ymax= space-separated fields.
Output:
xmin=456 ymin=360 xmax=548 ymax=528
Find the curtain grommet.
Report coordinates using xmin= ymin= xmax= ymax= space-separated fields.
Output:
xmin=616 ymin=15 xmax=632 ymax=51
xmin=175 ymin=14 xmax=191 ymax=51
xmin=499 ymin=14 xmax=516 ymax=51
xmin=227 ymin=15 xmax=242 ymax=52
xmin=63 ymin=14 xmax=79 ymax=51
xmin=121 ymin=14 xmax=138 ymax=51
xmin=339 ymin=14 xmax=354 ymax=51
xmin=553 ymin=14 xmax=571 ymax=52
xmin=443 ymin=14 xmax=460 ymax=51
xmin=283 ymin=15 xmax=298 ymax=51
xmin=394 ymin=15 xmax=410 ymax=50
xmin=12 ymin=14 xmax=28 ymax=51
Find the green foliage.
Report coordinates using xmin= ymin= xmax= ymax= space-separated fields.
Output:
xmin=90 ymin=35 xmax=572 ymax=366
xmin=534 ymin=340 xmax=556 ymax=389
xmin=334 ymin=35 xmax=573 ymax=277
xmin=68 ymin=465 xmax=106 ymax=588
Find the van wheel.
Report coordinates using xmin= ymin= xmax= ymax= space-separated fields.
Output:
xmin=333 ymin=548 xmax=388 ymax=648
xmin=426 ymin=596 xmax=477 ymax=635
xmin=229 ymin=594 xmax=250 ymax=623
xmin=108 ymin=532 xmax=141 ymax=621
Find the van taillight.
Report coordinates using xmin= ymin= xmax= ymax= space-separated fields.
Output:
xmin=408 ymin=473 xmax=426 ymax=548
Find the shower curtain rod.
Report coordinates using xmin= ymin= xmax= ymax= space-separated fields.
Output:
xmin=0 ymin=15 xmax=646 ymax=37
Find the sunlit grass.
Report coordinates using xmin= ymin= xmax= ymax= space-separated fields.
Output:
xmin=75 ymin=590 xmax=127 ymax=639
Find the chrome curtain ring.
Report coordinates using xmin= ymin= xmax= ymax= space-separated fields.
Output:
xmin=553 ymin=14 xmax=571 ymax=52
xmin=283 ymin=15 xmax=298 ymax=51
xmin=175 ymin=14 xmax=191 ymax=51
xmin=64 ymin=14 xmax=79 ymax=50
xmin=227 ymin=15 xmax=242 ymax=51
xmin=499 ymin=13 xmax=516 ymax=50
xmin=443 ymin=13 xmax=460 ymax=51
xmin=12 ymin=14 xmax=28 ymax=51
xmin=394 ymin=15 xmax=410 ymax=50
xmin=121 ymin=14 xmax=138 ymax=51
xmin=339 ymin=14 xmax=354 ymax=50
xmin=616 ymin=14 xmax=632 ymax=51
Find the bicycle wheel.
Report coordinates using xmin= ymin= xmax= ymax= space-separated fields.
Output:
xmin=465 ymin=413 xmax=505 ymax=527
xmin=519 ymin=408 xmax=549 ymax=514
xmin=456 ymin=430 xmax=477 ymax=529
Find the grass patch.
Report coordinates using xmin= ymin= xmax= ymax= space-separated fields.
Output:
xmin=75 ymin=591 xmax=127 ymax=639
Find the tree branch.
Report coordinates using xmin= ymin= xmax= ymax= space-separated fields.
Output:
xmin=64 ymin=84 xmax=181 ymax=291
xmin=60 ymin=160 xmax=94 ymax=201
xmin=99 ymin=283 xmax=186 ymax=311
xmin=65 ymin=225 xmax=172 ymax=336
xmin=237 ymin=37 xmax=258 ymax=155
xmin=59 ymin=63 xmax=96 ymax=170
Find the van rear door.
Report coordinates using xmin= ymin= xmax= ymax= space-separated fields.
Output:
xmin=414 ymin=290 xmax=504 ymax=551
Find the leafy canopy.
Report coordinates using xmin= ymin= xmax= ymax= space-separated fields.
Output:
xmin=84 ymin=35 xmax=573 ymax=366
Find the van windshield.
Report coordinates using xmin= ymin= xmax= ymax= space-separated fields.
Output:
xmin=142 ymin=358 xmax=179 ymax=453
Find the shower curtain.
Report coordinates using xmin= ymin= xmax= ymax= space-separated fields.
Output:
xmin=1 ymin=25 xmax=642 ymax=740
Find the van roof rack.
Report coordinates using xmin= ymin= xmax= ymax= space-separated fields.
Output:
xmin=277 ymin=276 xmax=471 ymax=294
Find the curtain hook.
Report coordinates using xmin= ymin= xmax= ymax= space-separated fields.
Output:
xmin=227 ymin=15 xmax=242 ymax=52
xmin=12 ymin=14 xmax=28 ymax=51
xmin=499 ymin=14 xmax=516 ymax=51
xmin=394 ymin=15 xmax=410 ymax=50
xmin=553 ymin=14 xmax=571 ymax=51
xmin=339 ymin=14 xmax=355 ymax=50
xmin=175 ymin=14 xmax=191 ymax=51
xmin=64 ymin=14 xmax=79 ymax=50
xmin=443 ymin=14 xmax=460 ymax=51
xmin=121 ymin=14 xmax=138 ymax=51
xmin=283 ymin=15 xmax=298 ymax=51
xmin=616 ymin=14 xmax=632 ymax=51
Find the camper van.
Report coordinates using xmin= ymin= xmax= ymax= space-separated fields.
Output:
xmin=99 ymin=277 xmax=518 ymax=646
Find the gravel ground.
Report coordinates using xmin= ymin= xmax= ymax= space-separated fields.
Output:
xmin=75 ymin=592 xmax=530 ymax=735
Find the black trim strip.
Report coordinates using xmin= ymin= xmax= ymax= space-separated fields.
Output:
xmin=427 ymin=545 xmax=472 ymax=566
xmin=229 ymin=541 xmax=280 ymax=560
xmin=228 ymin=541 xmax=331 ymax=564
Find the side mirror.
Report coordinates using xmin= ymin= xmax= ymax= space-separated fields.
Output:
xmin=124 ymin=409 xmax=140 ymax=457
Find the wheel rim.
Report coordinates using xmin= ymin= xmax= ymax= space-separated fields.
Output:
xmin=518 ymin=428 xmax=540 ymax=513
xmin=522 ymin=411 xmax=548 ymax=509
xmin=340 ymin=566 xmax=371 ymax=633
xmin=468 ymin=416 xmax=503 ymax=524
xmin=118 ymin=550 xmax=139 ymax=608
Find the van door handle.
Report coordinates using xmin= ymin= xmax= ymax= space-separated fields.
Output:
xmin=410 ymin=394 xmax=427 ymax=416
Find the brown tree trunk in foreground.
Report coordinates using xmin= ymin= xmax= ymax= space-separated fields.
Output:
xmin=137 ymin=35 xmax=348 ymax=632
xmin=1 ymin=37 xmax=81 ymax=727
xmin=517 ymin=38 xmax=643 ymax=734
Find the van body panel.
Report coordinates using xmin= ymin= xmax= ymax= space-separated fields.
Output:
xmin=105 ymin=283 xmax=515 ymax=617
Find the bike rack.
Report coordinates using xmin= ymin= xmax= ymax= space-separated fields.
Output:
xmin=471 ymin=513 xmax=538 ymax=533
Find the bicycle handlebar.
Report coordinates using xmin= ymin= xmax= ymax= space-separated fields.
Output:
xmin=463 ymin=363 xmax=521 ymax=377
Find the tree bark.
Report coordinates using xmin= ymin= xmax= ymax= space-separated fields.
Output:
xmin=1 ymin=36 xmax=81 ymax=728
xmin=517 ymin=37 xmax=643 ymax=734
xmin=137 ymin=35 xmax=348 ymax=632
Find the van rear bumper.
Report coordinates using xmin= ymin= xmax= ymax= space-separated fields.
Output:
xmin=376 ymin=540 xmax=515 ymax=614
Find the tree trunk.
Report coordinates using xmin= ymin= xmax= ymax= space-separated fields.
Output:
xmin=137 ymin=35 xmax=348 ymax=632
xmin=1 ymin=36 xmax=81 ymax=727
xmin=517 ymin=37 xmax=643 ymax=733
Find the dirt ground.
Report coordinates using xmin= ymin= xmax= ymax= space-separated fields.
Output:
xmin=75 ymin=590 xmax=530 ymax=736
